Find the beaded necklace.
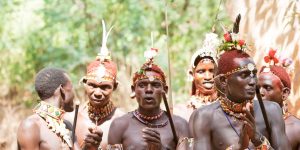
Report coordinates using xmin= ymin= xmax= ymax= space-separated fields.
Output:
xmin=132 ymin=110 xmax=168 ymax=128
xmin=33 ymin=101 xmax=72 ymax=148
xmin=187 ymin=94 xmax=215 ymax=110
xmin=219 ymin=96 xmax=252 ymax=120
xmin=88 ymin=101 xmax=116 ymax=123
xmin=135 ymin=109 xmax=164 ymax=121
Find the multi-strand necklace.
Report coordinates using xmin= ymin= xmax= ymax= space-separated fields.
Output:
xmin=219 ymin=96 xmax=252 ymax=120
xmin=88 ymin=101 xmax=116 ymax=123
xmin=132 ymin=109 xmax=168 ymax=128
xmin=34 ymin=101 xmax=72 ymax=148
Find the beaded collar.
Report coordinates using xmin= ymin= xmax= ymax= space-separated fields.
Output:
xmin=88 ymin=101 xmax=116 ymax=123
xmin=33 ymin=101 xmax=72 ymax=148
xmin=132 ymin=110 xmax=168 ymax=128
xmin=134 ymin=109 xmax=164 ymax=121
xmin=219 ymin=96 xmax=252 ymax=119
xmin=187 ymin=95 xmax=215 ymax=110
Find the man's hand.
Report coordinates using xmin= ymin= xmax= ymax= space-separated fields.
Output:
xmin=83 ymin=127 xmax=103 ymax=150
xmin=142 ymin=127 xmax=162 ymax=150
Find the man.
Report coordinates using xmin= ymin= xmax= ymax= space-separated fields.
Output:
xmin=189 ymin=16 xmax=290 ymax=149
xmin=17 ymin=67 xmax=101 ymax=150
xmin=108 ymin=47 xmax=189 ymax=149
xmin=258 ymin=50 xmax=300 ymax=149
xmin=64 ymin=20 xmax=124 ymax=149
xmin=174 ymin=32 xmax=220 ymax=121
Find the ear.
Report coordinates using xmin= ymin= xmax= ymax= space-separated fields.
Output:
xmin=113 ymin=81 xmax=119 ymax=90
xmin=219 ymin=75 xmax=228 ymax=87
xmin=131 ymin=85 xmax=135 ymax=93
xmin=282 ymin=87 xmax=290 ymax=100
xmin=59 ymin=85 xmax=66 ymax=101
xmin=163 ymin=85 xmax=168 ymax=94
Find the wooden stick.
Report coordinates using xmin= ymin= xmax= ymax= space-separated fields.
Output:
xmin=72 ymin=101 xmax=80 ymax=147
xmin=164 ymin=0 xmax=174 ymax=113
xmin=256 ymin=87 xmax=272 ymax=145
xmin=162 ymin=92 xmax=178 ymax=144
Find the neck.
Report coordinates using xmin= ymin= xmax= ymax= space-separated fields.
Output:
xmin=137 ymin=107 xmax=161 ymax=117
xmin=43 ymin=96 xmax=60 ymax=108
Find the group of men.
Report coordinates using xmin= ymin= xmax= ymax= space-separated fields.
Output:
xmin=17 ymin=17 xmax=299 ymax=150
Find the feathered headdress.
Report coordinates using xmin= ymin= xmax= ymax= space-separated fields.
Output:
xmin=132 ymin=33 xmax=166 ymax=85
xmin=218 ymin=14 xmax=248 ymax=55
xmin=81 ymin=20 xmax=117 ymax=83
xmin=190 ymin=32 xmax=220 ymax=68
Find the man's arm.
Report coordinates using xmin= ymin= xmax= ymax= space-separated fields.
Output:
xmin=188 ymin=107 xmax=213 ymax=150
xmin=108 ymin=116 xmax=127 ymax=144
xmin=265 ymin=101 xmax=290 ymax=149
xmin=17 ymin=119 xmax=40 ymax=150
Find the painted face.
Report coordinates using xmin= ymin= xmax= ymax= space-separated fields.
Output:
xmin=225 ymin=57 xmax=257 ymax=103
xmin=133 ymin=71 xmax=167 ymax=110
xmin=61 ymin=74 xmax=75 ymax=112
xmin=192 ymin=58 xmax=215 ymax=95
xmin=84 ymin=79 xmax=115 ymax=107
xmin=258 ymin=72 xmax=283 ymax=105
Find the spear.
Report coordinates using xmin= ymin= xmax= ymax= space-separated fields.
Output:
xmin=164 ymin=0 xmax=173 ymax=113
xmin=162 ymin=92 xmax=178 ymax=144
xmin=72 ymin=100 xmax=80 ymax=147
xmin=256 ymin=87 xmax=272 ymax=145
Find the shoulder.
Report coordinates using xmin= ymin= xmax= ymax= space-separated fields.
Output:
xmin=17 ymin=115 xmax=41 ymax=142
xmin=63 ymin=110 xmax=75 ymax=124
xmin=191 ymin=101 xmax=220 ymax=119
xmin=110 ymin=112 xmax=131 ymax=129
xmin=113 ymin=108 xmax=126 ymax=118
xmin=172 ymin=114 xmax=188 ymax=127
xmin=18 ymin=115 xmax=41 ymax=131
xmin=254 ymin=100 xmax=282 ymax=117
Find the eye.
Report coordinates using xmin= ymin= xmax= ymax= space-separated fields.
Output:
xmin=240 ymin=72 xmax=249 ymax=78
xmin=87 ymin=83 xmax=97 ymax=88
xmin=138 ymin=83 xmax=146 ymax=88
xmin=152 ymin=82 xmax=162 ymax=88
xmin=101 ymin=85 xmax=113 ymax=91
xmin=265 ymin=86 xmax=272 ymax=91
xmin=197 ymin=69 xmax=205 ymax=74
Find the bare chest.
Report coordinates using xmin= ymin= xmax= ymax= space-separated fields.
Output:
xmin=76 ymin=112 xmax=115 ymax=149
xmin=122 ymin=120 xmax=176 ymax=150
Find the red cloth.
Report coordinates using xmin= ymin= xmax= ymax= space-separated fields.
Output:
xmin=216 ymin=49 xmax=250 ymax=75
xmin=86 ymin=60 xmax=117 ymax=78
xmin=260 ymin=65 xmax=291 ymax=89
xmin=132 ymin=63 xmax=166 ymax=84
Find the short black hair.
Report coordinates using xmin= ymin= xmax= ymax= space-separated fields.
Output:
xmin=35 ymin=67 xmax=68 ymax=100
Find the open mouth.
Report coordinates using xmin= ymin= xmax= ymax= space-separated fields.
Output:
xmin=144 ymin=97 xmax=155 ymax=103
xmin=202 ymin=82 xmax=214 ymax=89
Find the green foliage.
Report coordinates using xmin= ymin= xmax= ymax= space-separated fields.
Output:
xmin=0 ymin=0 xmax=230 ymax=107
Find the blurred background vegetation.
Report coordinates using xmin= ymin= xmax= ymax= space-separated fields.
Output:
xmin=1 ymin=0 xmax=299 ymax=149
xmin=0 ymin=0 xmax=230 ymax=109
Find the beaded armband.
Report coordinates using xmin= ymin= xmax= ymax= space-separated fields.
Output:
xmin=255 ymin=136 xmax=271 ymax=150
xmin=106 ymin=144 xmax=123 ymax=150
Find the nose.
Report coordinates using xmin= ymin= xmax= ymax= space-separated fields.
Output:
xmin=94 ymin=88 xmax=103 ymax=99
xmin=204 ymin=71 xmax=213 ymax=81
xmin=145 ymin=84 xmax=153 ymax=94
xmin=259 ymin=87 xmax=265 ymax=97
xmin=248 ymin=76 xmax=256 ymax=87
